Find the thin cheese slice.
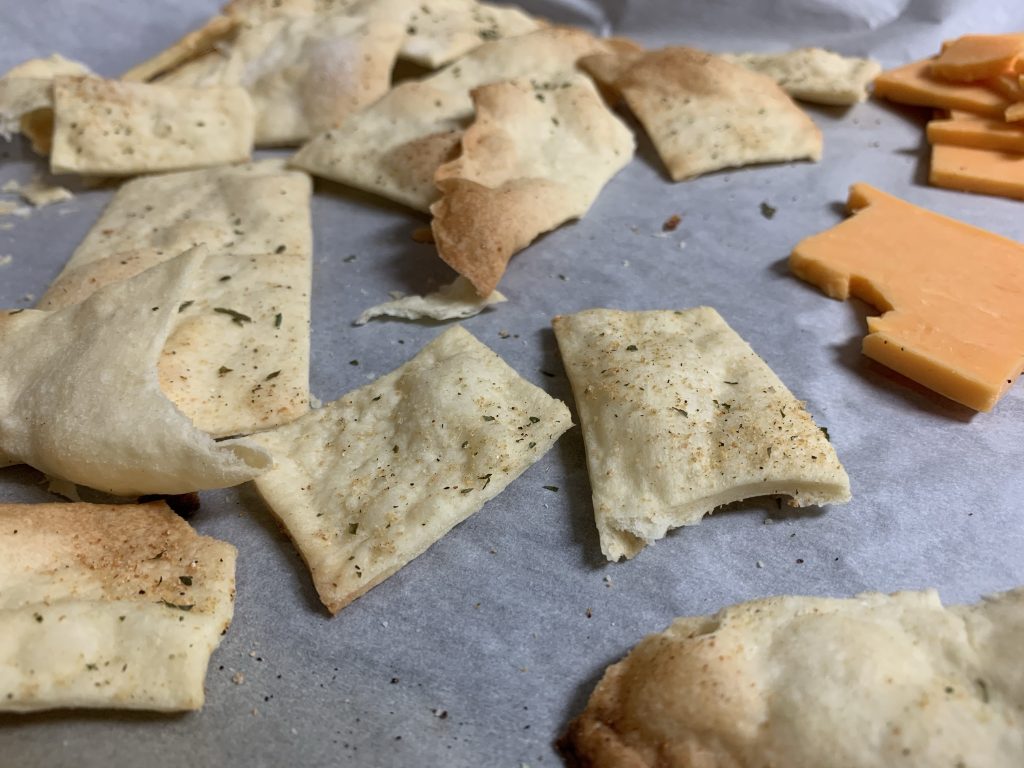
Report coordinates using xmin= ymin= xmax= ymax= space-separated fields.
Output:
xmin=930 ymin=142 xmax=1024 ymax=200
xmin=873 ymin=57 xmax=1009 ymax=117
xmin=930 ymin=34 xmax=1024 ymax=82
xmin=927 ymin=114 xmax=1024 ymax=153
xmin=791 ymin=183 xmax=1024 ymax=412
xmin=248 ymin=326 xmax=572 ymax=613
xmin=0 ymin=502 xmax=236 ymax=712
xmin=987 ymin=71 xmax=1024 ymax=101
xmin=553 ymin=307 xmax=850 ymax=562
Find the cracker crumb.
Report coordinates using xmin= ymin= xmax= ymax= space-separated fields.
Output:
xmin=756 ymin=560 xmax=764 ymax=568
xmin=232 ymin=671 xmax=245 ymax=685
xmin=662 ymin=214 xmax=682 ymax=232
xmin=0 ymin=255 xmax=11 ymax=267
xmin=411 ymin=226 xmax=435 ymax=244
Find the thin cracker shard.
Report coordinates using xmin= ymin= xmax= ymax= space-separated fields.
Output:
xmin=0 ymin=247 xmax=271 ymax=496
xmin=561 ymin=588 xmax=1024 ymax=767
xmin=248 ymin=325 xmax=572 ymax=614
xmin=431 ymin=76 xmax=634 ymax=295
xmin=0 ymin=501 xmax=236 ymax=712
xmin=583 ymin=47 xmax=821 ymax=181
xmin=553 ymin=307 xmax=849 ymax=562
xmin=49 ymin=76 xmax=254 ymax=176
xmin=790 ymin=183 xmax=1024 ymax=411
xmin=722 ymin=47 xmax=881 ymax=106
xmin=354 ymin=276 xmax=506 ymax=325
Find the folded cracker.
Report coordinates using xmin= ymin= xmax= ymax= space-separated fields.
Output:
xmin=722 ymin=47 xmax=881 ymax=106
xmin=355 ymin=276 xmax=506 ymax=324
xmin=38 ymin=161 xmax=313 ymax=437
xmin=248 ymin=326 xmax=572 ymax=613
xmin=0 ymin=501 xmax=236 ymax=712
xmin=430 ymin=75 xmax=633 ymax=296
xmin=0 ymin=248 xmax=271 ymax=496
xmin=158 ymin=13 xmax=405 ymax=147
xmin=0 ymin=54 xmax=93 ymax=154
xmin=292 ymin=27 xmax=616 ymax=211
xmin=50 ymin=76 xmax=254 ymax=176
xmin=399 ymin=0 xmax=543 ymax=68
xmin=553 ymin=308 xmax=850 ymax=562
xmin=561 ymin=588 xmax=1024 ymax=768
xmin=582 ymin=47 xmax=822 ymax=181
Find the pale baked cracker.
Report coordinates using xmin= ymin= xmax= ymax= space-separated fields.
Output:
xmin=722 ymin=48 xmax=881 ymax=106
xmin=431 ymin=75 xmax=633 ymax=295
xmin=121 ymin=13 xmax=240 ymax=82
xmin=400 ymin=0 xmax=542 ymax=68
xmin=0 ymin=501 xmax=237 ymax=712
xmin=248 ymin=325 xmax=572 ymax=613
xmin=158 ymin=12 xmax=406 ymax=147
xmin=16 ymin=176 xmax=73 ymax=207
xmin=582 ymin=47 xmax=822 ymax=181
xmin=562 ymin=588 xmax=1024 ymax=767
xmin=0 ymin=54 xmax=93 ymax=154
xmin=354 ymin=276 xmax=506 ymax=324
xmin=292 ymin=27 xmax=615 ymax=211
xmin=553 ymin=307 xmax=850 ymax=562
xmin=50 ymin=76 xmax=254 ymax=176
xmin=38 ymin=161 xmax=313 ymax=438
xmin=0 ymin=248 xmax=271 ymax=496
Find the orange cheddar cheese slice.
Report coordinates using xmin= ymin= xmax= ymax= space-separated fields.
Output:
xmin=930 ymin=35 xmax=1024 ymax=82
xmin=988 ymin=71 xmax=1024 ymax=100
xmin=930 ymin=143 xmax=1024 ymax=200
xmin=874 ymin=58 xmax=1009 ymax=117
xmin=791 ymin=184 xmax=1024 ymax=411
xmin=927 ymin=115 xmax=1024 ymax=153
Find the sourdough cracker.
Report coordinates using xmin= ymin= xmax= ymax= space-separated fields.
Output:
xmin=354 ymin=276 xmax=506 ymax=324
xmin=50 ymin=76 xmax=254 ymax=176
xmin=248 ymin=326 xmax=571 ymax=613
xmin=292 ymin=27 xmax=615 ymax=211
xmin=561 ymin=588 xmax=1024 ymax=768
xmin=0 ymin=501 xmax=236 ymax=712
xmin=0 ymin=248 xmax=271 ymax=496
xmin=553 ymin=307 xmax=849 ymax=561
xmin=723 ymin=47 xmax=881 ymax=105
xmin=431 ymin=74 xmax=633 ymax=295
xmin=582 ymin=47 xmax=822 ymax=181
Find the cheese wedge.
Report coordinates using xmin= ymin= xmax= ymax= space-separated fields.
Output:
xmin=927 ymin=115 xmax=1024 ymax=153
xmin=791 ymin=184 xmax=1024 ymax=412
xmin=873 ymin=58 xmax=1009 ymax=117
xmin=930 ymin=34 xmax=1024 ymax=82
xmin=930 ymin=142 xmax=1024 ymax=200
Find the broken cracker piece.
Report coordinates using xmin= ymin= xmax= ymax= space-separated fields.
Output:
xmin=553 ymin=307 xmax=849 ymax=561
xmin=0 ymin=501 xmax=236 ymax=712
xmin=722 ymin=47 xmax=881 ymax=106
xmin=248 ymin=325 xmax=572 ymax=613
xmin=355 ymin=276 xmax=505 ymax=325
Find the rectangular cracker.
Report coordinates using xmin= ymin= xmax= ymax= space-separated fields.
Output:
xmin=0 ymin=502 xmax=236 ymax=712
xmin=291 ymin=27 xmax=615 ymax=211
xmin=50 ymin=76 xmax=254 ymax=176
xmin=38 ymin=161 xmax=313 ymax=437
xmin=553 ymin=307 xmax=850 ymax=561
xmin=722 ymin=47 xmax=881 ymax=105
xmin=431 ymin=74 xmax=634 ymax=295
xmin=248 ymin=326 xmax=572 ymax=613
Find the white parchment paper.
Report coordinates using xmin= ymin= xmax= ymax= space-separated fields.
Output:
xmin=1 ymin=1 xmax=1022 ymax=766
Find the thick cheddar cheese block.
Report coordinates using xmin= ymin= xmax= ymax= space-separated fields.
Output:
xmin=930 ymin=142 xmax=1024 ymax=200
xmin=927 ymin=114 xmax=1024 ymax=153
xmin=930 ymin=34 xmax=1024 ymax=82
xmin=791 ymin=183 xmax=1024 ymax=412
xmin=873 ymin=58 xmax=1009 ymax=117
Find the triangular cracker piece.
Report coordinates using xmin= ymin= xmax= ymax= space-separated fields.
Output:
xmin=0 ymin=248 xmax=271 ymax=496
xmin=0 ymin=501 xmax=236 ymax=712
xmin=38 ymin=161 xmax=313 ymax=437
xmin=354 ymin=276 xmax=506 ymax=324
xmin=582 ymin=47 xmax=822 ymax=181
xmin=49 ymin=76 xmax=254 ymax=176
xmin=156 ymin=12 xmax=406 ymax=147
xmin=553 ymin=307 xmax=850 ymax=562
xmin=248 ymin=326 xmax=572 ymax=613
xmin=431 ymin=74 xmax=634 ymax=295
xmin=561 ymin=588 xmax=1024 ymax=767
xmin=121 ymin=13 xmax=240 ymax=83
xmin=722 ymin=47 xmax=881 ymax=105
xmin=0 ymin=54 xmax=93 ymax=154
xmin=399 ymin=0 xmax=543 ymax=68
xmin=292 ymin=27 xmax=616 ymax=211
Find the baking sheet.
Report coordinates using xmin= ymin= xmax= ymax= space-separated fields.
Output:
xmin=1 ymin=1 xmax=1023 ymax=765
